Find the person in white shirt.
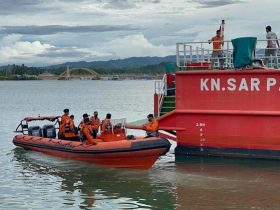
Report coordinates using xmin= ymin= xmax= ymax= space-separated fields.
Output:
xmin=264 ymin=26 xmax=280 ymax=67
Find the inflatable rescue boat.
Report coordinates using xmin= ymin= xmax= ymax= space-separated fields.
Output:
xmin=13 ymin=116 xmax=171 ymax=169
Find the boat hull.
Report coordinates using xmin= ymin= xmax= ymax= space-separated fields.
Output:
xmin=13 ymin=135 xmax=171 ymax=169
xmin=158 ymin=70 xmax=280 ymax=160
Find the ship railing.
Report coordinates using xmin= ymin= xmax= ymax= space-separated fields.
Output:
xmin=255 ymin=39 xmax=280 ymax=68
xmin=176 ymin=39 xmax=280 ymax=69
xmin=176 ymin=40 xmax=234 ymax=69
xmin=154 ymin=74 xmax=167 ymax=116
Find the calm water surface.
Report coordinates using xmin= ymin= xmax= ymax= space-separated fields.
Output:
xmin=1 ymin=80 xmax=280 ymax=210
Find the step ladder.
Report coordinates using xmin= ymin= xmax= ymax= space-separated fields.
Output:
xmin=160 ymin=96 xmax=175 ymax=116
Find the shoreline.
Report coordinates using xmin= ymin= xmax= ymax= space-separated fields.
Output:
xmin=0 ymin=75 xmax=162 ymax=81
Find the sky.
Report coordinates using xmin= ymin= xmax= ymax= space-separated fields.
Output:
xmin=0 ymin=0 xmax=280 ymax=66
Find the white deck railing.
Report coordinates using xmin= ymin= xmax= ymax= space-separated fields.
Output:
xmin=154 ymin=74 xmax=167 ymax=116
xmin=176 ymin=39 xmax=280 ymax=69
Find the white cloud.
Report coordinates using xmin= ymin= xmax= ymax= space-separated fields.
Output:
xmin=97 ymin=34 xmax=174 ymax=58
xmin=1 ymin=0 xmax=280 ymax=66
xmin=0 ymin=33 xmax=174 ymax=65
xmin=1 ymin=34 xmax=23 ymax=46
xmin=0 ymin=34 xmax=53 ymax=65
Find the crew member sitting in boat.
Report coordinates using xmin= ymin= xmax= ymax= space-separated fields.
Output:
xmin=81 ymin=118 xmax=97 ymax=145
xmin=90 ymin=111 xmax=100 ymax=139
xmin=101 ymin=113 xmax=113 ymax=135
xmin=125 ymin=114 xmax=159 ymax=137
xmin=64 ymin=115 xmax=80 ymax=141
xmin=59 ymin=108 xmax=70 ymax=138
xmin=78 ymin=113 xmax=89 ymax=131
xmin=143 ymin=114 xmax=159 ymax=137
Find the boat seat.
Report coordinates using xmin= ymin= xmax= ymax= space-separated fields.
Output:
xmin=42 ymin=124 xmax=56 ymax=138
xmin=28 ymin=126 xmax=42 ymax=137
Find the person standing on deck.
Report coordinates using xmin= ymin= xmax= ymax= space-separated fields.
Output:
xmin=101 ymin=113 xmax=113 ymax=134
xmin=59 ymin=108 xmax=70 ymax=138
xmin=90 ymin=111 xmax=100 ymax=138
xmin=264 ymin=26 xmax=280 ymax=67
xmin=209 ymin=29 xmax=224 ymax=69
xmin=64 ymin=115 xmax=80 ymax=141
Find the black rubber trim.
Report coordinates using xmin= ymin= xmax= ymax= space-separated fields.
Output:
xmin=175 ymin=145 xmax=280 ymax=159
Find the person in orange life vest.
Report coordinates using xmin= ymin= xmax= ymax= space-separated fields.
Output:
xmin=90 ymin=111 xmax=100 ymax=138
xmin=59 ymin=108 xmax=70 ymax=138
xmin=209 ymin=30 xmax=224 ymax=69
xmin=78 ymin=113 xmax=89 ymax=131
xmin=81 ymin=118 xmax=97 ymax=145
xmin=101 ymin=113 xmax=113 ymax=134
xmin=143 ymin=114 xmax=159 ymax=137
xmin=64 ymin=115 xmax=80 ymax=141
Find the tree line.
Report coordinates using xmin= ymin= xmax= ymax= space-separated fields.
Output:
xmin=0 ymin=62 xmax=173 ymax=80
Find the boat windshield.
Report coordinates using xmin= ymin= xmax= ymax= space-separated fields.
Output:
xmin=111 ymin=118 xmax=126 ymax=130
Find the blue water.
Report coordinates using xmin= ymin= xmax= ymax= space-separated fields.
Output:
xmin=1 ymin=80 xmax=280 ymax=210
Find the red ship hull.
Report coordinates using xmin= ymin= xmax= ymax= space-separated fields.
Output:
xmin=159 ymin=69 xmax=280 ymax=159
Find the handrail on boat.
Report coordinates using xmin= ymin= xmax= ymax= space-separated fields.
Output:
xmin=154 ymin=74 xmax=167 ymax=116
xmin=15 ymin=116 xmax=60 ymax=134
xmin=176 ymin=39 xmax=280 ymax=69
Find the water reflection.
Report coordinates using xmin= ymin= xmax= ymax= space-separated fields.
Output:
xmin=12 ymin=148 xmax=177 ymax=210
xmin=174 ymin=156 xmax=280 ymax=210
xmin=11 ymin=147 xmax=280 ymax=210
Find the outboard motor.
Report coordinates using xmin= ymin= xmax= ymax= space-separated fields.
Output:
xmin=42 ymin=124 xmax=56 ymax=138
xmin=28 ymin=126 xmax=42 ymax=137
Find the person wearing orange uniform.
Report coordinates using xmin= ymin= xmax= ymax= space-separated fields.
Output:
xmin=90 ymin=111 xmax=100 ymax=138
xmin=81 ymin=118 xmax=97 ymax=145
xmin=143 ymin=114 xmax=159 ymax=137
xmin=78 ymin=113 xmax=89 ymax=131
xmin=64 ymin=115 xmax=80 ymax=141
xmin=209 ymin=30 xmax=224 ymax=69
xmin=59 ymin=108 xmax=70 ymax=138
xmin=101 ymin=113 xmax=113 ymax=135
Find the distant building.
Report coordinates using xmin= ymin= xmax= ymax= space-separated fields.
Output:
xmin=38 ymin=71 xmax=58 ymax=80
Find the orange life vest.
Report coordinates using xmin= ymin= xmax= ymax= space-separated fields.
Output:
xmin=101 ymin=118 xmax=113 ymax=134
xmin=143 ymin=119 xmax=159 ymax=137
xmin=211 ymin=36 xmax=223 ymax=51
xmin=59 ymin=114 xmax=69 ymax=134
xmin=90 ymin=116 xmax=100 ymax=131
xmin=81 ymin=124 xmax=96 ymax=144
xmin=64 ymin=119 xmax=75 ymax=138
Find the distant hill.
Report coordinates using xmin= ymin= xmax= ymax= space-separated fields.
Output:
xmin=0 ymin=55 xmax=176 ymax=70
xmin=50 ymin=55 xmax=176 ymax=68
xmin=0 ymin=56 xmax=177 ymax=78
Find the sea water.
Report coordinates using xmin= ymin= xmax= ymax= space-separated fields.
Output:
xmin=1 ymin=80 xmax=280 ymax=210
